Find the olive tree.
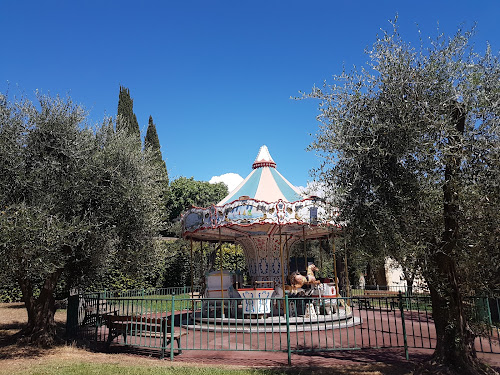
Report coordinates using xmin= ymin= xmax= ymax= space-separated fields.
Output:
xmin=0 ymin=93 xmax=163 ymax=345
xmin=164 ymin=176 xmax=227 ymax=236
xmin=305 ymin=20 xmax=499 ymax=374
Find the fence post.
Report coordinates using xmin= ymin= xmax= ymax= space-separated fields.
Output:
xmin=66 ymin=294 xmax=79 ymax=339
xmin=170 ymin=294 xmax=175 ymax=361
xmin=285 ymin=294 xmax=291 ymax=365
xmin=95 ymin=293 xmax=100 ymax=342
xmin=398 ymin=291 xmax=409 ymax=360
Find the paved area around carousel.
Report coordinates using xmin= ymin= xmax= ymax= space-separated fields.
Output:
xmin=106 ymin=345 xmax=500 ymax=370
xmin=171 ymin=348 xmax=500 ymax=369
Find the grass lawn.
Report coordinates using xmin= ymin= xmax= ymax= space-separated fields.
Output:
xmin=0 ymin=302 xmax=425 ymax=375
xmin=106 ymin=294 xmax=197 ymax=314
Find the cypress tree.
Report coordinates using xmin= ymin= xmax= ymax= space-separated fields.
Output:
xmin=116 ymin=86 xmax=140 ymax=137
xmin=145 ymin=115 xmax=168 ymax=181
xmin=145 ymin=115 xmax=161 ymax=153
xmin=145 ymin=115 xmax=170 ymax=232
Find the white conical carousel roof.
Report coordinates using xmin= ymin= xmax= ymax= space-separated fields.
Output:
xmin=217 ymin=145 xmax=305 ymax=205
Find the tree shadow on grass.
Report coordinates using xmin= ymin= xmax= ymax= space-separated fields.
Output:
xmin=0 ymin=322 xmax=26 ymax=331
xmin=4 ymin=304 xmax=26 ymax=309
xmin=100 ymin=345 xmax=419 ymax=374
xmin=299 ymin=347 xmax=429 ymax=364
xmin=293 ymin=348 xmax=500 ymax=374
xmin=0 ymin=319 xmax=67 ymax=360
xmin=281 ymin=348 xmax=421 ymax=374
xmin=261 ymin=364 xmax=414 ymax=375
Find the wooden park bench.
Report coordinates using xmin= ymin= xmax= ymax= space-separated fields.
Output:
xmin=103 ymin=314 xmax=186 ymax=358
xmin=357 ymin=290 xmax=399 ymax=310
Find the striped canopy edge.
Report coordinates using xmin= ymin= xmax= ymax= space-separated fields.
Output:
xmin=217 ymin=145 xmax=306 ymax=206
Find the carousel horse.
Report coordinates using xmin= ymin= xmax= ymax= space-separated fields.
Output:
xmin=287 ymin=263 xmax=321 ymax=317
xmin=306 ymin=263 xmax=320 ymax=284
xmin=289 ymin=263 xmax=321 ymax=290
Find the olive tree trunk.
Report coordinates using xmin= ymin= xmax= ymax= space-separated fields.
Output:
xmin=18 ymin=269 xmax=63 ymax=346
xmin=427 ymin=107 xmax=495 ymax=374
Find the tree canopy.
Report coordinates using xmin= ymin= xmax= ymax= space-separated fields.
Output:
xmin=306 ymin=20 xmax=499 ymax=374
xmin=144 ymin=115 xmax=168 ymax=183
xmin=145 ymin=115 xmax=161 ymax=151
xmin=164 ymin=176 xmax=228 ymax=235
xmin=117 ymin=85 xmax=140 ymax=138
xmin=144 ymin=115 xmax=169 ymax=231
xmin=0 ymin=93 xmax=163 ymax=345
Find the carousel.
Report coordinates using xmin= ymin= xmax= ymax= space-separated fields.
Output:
xmin=181 ymin=145 xmax=360 ymax=331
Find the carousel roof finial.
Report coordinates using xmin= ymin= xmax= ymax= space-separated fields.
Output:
xmin=252 ymin=145 xmax=276 ymax=169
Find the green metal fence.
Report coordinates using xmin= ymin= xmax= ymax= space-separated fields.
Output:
xmin=67 ymin=289 xmax=500 ymax=363
xmin=97 ymin=286 xmax=204 ymax=299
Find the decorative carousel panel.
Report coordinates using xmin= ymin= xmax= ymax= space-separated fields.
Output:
xmin=219 ymin=199 xmax=279 ymax=225
xmin=215 ymin=199 xmax=334 ymax=225
xmin=238 ymin=288 xmax=273 ymax=315
xmin=182 ymin=198 xmax=342 ymax=237
xmin=183 ymin=211 xmax=204 ymax=232
xmin=235 ymin=235 xmax=289 ymax=286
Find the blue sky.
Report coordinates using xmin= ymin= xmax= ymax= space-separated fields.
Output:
xmin=1 ymin=1 xmax=498 ymax=190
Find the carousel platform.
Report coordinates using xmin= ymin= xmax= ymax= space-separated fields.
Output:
xmin=183 ymin=308 xmax=361 ymax=332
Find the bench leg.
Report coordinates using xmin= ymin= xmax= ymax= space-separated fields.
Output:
xmin=175 ymin=337 xmax=182 ymax=354
xmin=161 ymin=336 xmax=182 ymax=356
xmin=161 ymin=334 xmax=168 ymax=360
xmin=106 ymin=327 xmax=120 ymax=348
xmin=106 ymin=330 xmax=113 ymax=348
